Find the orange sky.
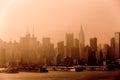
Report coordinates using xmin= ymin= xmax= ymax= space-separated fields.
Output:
xmin=0 ymin=0 xmax=120 ymax=45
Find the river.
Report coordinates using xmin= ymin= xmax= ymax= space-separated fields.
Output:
xmin=0 ymin=70 xmax=120 ymax=80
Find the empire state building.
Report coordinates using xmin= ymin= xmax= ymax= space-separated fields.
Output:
xmin=79 ymin=25 xmax=85 ymax=60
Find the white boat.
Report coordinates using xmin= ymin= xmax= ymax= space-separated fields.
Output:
xmin=53 ymin=66 xmax=83 ymax=72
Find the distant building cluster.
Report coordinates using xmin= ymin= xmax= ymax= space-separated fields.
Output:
xmin=57 ymin=28 xmax=120 ymax=66
xmin=0 ymin=27 xmax=120 ymax=67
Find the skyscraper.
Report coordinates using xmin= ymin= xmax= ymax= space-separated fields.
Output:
xmin=79 ymin=25 xmax=85 ymax=60
xmin=56 ymin=41 xmax=65 ymax=65
xmin=57 ymin=41 xmax=65 ymax=60
xmin=42 ymin=37 xmax=55 ymax=65
xmin=90 ymin=37 xmax=97 ymax=51
xmin=0 ymin=47 xmax=6 ymax=67
xmin=71 ymin=47 xmax=79 ymax=64
xmin=42 ymin=38 xmax=51 ymax=46
xmin=110 ymin=37 xmax=115 ymax=60
xmin=115 ymin=32 xmax=120 ymax=59
xmin=88 ymin=37 xmax=97 ymax=65
xmin=102 ymin=44 xmax=110 ymax=60
xmin=74 ymin=38 xmax=79 ymax=48
xmin=20 ymin=33 xmax=39 ymax=66
xmin=66 ymin=33 xmax=74 ymax=57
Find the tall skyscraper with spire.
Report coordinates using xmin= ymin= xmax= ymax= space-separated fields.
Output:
xmin=79 ymin=25 xmax=85 ymax=60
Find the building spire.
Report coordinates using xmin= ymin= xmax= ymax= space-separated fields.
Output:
xmin=79 ymin=24 xmax=85 ymax=60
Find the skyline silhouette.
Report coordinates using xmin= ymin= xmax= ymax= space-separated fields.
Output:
xmin=0 ymin=28 xmax=118 ymax=47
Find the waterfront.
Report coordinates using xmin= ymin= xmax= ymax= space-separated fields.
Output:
xmin=0 ymin=69 xmax=120 ymax=80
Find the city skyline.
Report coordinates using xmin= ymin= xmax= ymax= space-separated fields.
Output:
xmin=0 ymin=0 xmax=120 ymax=79
xmin=0 ymin=26 xmax=119 ymax=67
xmin=0 ymin=30 xmax=118 ymax=47
xmin=0 ymin=0 xmax=120 ymax=45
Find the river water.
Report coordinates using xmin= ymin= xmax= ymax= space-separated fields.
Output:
xmin=0 ymin=70 xmax=120 ymax=80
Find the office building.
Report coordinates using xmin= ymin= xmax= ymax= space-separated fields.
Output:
xmin=115 ymin=32 xmax=120 ymax=59
xmin=90 ymin=37 xmax=97 ymax=51
xmin=57 ymin=41 xmax=65 ymax=64
xmin=66 ymin=33 xmax=74 ymax=57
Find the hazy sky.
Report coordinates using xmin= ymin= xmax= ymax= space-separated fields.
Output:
xmin=0 ymin=0 xmax=120 ymax=45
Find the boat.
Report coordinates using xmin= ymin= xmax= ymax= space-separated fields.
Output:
xmin=52 ymin=66 xmax=83 ymax=72
xmin=66 ymin=67 xmax=83 ymax=72
xmin=75 ymin=67 xmax=84 ymax=72
xmin=39 ymin=67 xmax=48 ymax=72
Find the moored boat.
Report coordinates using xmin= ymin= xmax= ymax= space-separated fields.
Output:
xmin=75 ymin=67 xmax=84 ymax=72
xmin=52 ymin=66 xmax=83 ymax=72
xmin=39 ymin=67 xmax=48 ymax=72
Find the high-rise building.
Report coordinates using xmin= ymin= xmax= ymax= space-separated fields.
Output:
xmin=82 ymin=46 xmax=90 ymax=64
xmin=115 ymin=32 xmax=120 ymax=59
xmin=79 ymin=25 xmax=85 ymax=60
xmin=90 ymin=37 xmax=97 ymax=51
xmin=96 ymin=44 xmax=104 ymax=65
xmin=20 ymin=33 xmax=39 ymax=66
xmin=0 ymin=40 xmax=6 ymax=67
xmin=42 ymin=38 xmax=51 ymax=46
xmin=71 ymin=47 xmax=79 ymax=64
xmin=88 ymin=37 xmax=97 ymax=65
xmin=74 ymin=38 xmax=79 ymax=48
xmin=110 ymin=37 xmax=115 ymax=60
xmin=66 ymin=33 xmax=74 ymax=57
xmin=0 ymin=47 xmax=6 ymax=67
xmin=42 ymin=37 xmax=51 ymax=65
xmin=88 ymin=48 xmax=96 ymax=66
xmin=102 ymin=44 xmax=110 ymax=60
xmin=42 ymin=37 xmax=55 ymax=65
xmin=57 ymin=41 xmax=65 ymax=64
xmin=96 ymin=44 xmax=102 ymax=61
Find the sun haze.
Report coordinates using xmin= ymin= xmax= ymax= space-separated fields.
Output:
xmin=0 ymin=0 xmax=120 ymax=45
